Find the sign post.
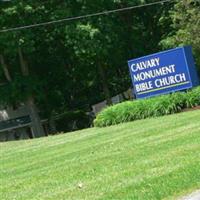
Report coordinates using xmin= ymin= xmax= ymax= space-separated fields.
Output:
xmin=128 ymin=46 xmax=199 ymax=99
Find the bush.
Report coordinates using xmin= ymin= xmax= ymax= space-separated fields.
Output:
xmin=94 ymin=86 xmax=200 ymax=127
xmin=55 ymin=110 xmax=91 ymax=132
xmin=185 ymin=86 xmax=200 ymax=108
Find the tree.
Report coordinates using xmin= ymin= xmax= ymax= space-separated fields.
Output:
xmin=0 ymin=0 xmax=174 ymax=133
xmin=160 ymin=0 xmax=200 ymax=74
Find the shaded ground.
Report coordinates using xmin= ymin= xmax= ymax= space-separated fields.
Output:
xmin=182 ymin=106 xmax=200 ymax=112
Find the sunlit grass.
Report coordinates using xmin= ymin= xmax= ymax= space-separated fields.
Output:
xmin=0 ymin=110 xmax=200 ymax=200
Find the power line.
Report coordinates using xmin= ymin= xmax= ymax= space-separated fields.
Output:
xmin=0 ymin=0 xmax=174 ymax=33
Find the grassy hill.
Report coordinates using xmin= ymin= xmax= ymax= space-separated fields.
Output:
xmin=0 ymin=110 xmax=200 ymax=200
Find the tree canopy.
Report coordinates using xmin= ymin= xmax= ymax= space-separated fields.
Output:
xmin=161 ymin=0 xmax=200 ymax=72
xmin=0 ymin=0 xmax=199 ymax=131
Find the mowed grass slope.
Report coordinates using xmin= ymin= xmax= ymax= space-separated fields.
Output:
xmin=0 ymin=110 xmax=200 ymax=200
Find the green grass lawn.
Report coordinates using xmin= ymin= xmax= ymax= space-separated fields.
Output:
xmin=0 ymin=110 xmax=200 ymax=200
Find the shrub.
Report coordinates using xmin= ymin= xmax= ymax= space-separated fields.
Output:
xmin=185 ymin=86 xmax=200 ymax=108
xmin=94 ymin=86 xmax=200 ymax=127
xmin=56 ymin=110 xmax=91 ymax=132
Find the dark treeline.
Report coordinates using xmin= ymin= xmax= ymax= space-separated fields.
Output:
xmin=0 ymin=0 xmax=199 ymax=132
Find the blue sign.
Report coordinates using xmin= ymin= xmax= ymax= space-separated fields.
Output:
xmin=128 ymin=46 xmax=199 ymax=99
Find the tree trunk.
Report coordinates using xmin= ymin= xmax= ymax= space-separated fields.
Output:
xmin=18 ymin=47 xmax=29 ymax=76
xmin=49 ymin=113 xmax=57 ymax=134
xmin=0 ymin=54 xmax=12 ymax=82
xmin=26 ymin=96 xmax=45 ymax=137
xmin=18 ymin=47 xmax=45 ymax=137
xmin=97 ymin=63 xmax=112 ymax=105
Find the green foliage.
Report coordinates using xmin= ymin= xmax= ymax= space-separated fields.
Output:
xmin=0 ymin=76 xmax=42 ymax=105
xmin=2 ymin=0 xmax=199 ymax=132
xmin=160 ymin=0 xmax=200 ymax=73
xmin=94 ymin=86 xmax=200 ymax=127
xmin=185 ymin=86 xmax=200 ymax=108
xmin=55 ymin=110 xmax=91 ymax=133
xmin=0 ymin=0 xmax=172 ymax=121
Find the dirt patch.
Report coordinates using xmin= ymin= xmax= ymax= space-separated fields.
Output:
xmin=182 ymin=106 xmax=200 ymax=112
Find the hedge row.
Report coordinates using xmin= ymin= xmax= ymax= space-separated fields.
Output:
xmin=94 ymin=86 xmax=200 ymax=127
